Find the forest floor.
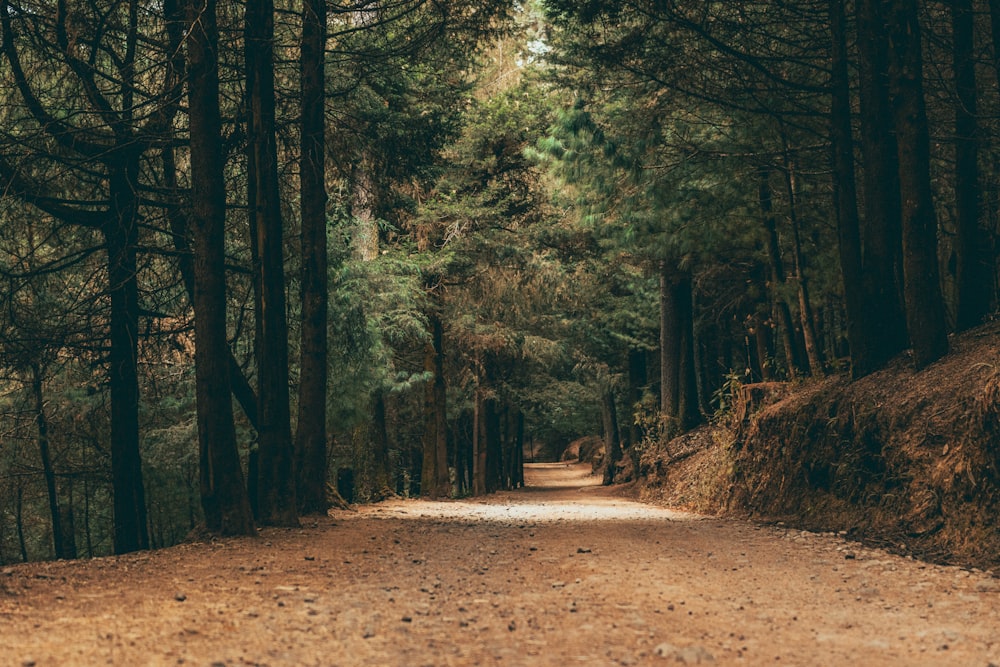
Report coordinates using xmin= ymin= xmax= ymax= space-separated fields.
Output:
xmin=2 ymin=462 xmax=1000 ymax=666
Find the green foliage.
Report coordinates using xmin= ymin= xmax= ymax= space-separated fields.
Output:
xmin=327 ymin=244 xmax=430 ymax=431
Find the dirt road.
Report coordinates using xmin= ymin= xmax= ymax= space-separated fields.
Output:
xmin=2 ymin=462 xmax=999 ymax=666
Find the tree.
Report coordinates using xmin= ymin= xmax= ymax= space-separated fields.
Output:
xmin=184 ymin=0 xmax=255 ymax=536
xmin=885 ymin=0 xmax=949 ymax=369
xmin=951 ymin=0 xmax=992 ymax=330
xmin=294 ymin=0 xmax=329 ymax=515
xmin=827 ymin=0 xmax=867 ymax=378
xmin=420 ymin=279 xmax=450 ymax=498
xmin=0 ymin=0 xmax=186 ymax=553
xmin=856 ymin=0 xmax=909 ymax=373
xmin=245 ymin=0 xmax=297 ymax=526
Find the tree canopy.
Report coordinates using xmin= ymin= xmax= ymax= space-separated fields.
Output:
xmin=0 ymin=0 xmax=997 ymax=562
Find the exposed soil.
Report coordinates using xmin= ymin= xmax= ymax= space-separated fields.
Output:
xmin=636 ymin=320 xmax=1000 ymax=573
xmin=2 ymin=462 xmax=999 ymax=666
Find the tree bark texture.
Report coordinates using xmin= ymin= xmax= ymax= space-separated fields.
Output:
xmin=162 ymin=147 xmax=261 ymax=431
xmin=106 ymin=161 xmax=149 ymax=554
xmin=513 ymin=410 xmax=525 ymax=488
xmin=185 ymin=0 xmax=255 ymax=536
xmin=829 ymin=0 xmax=869 ymax=378
xmin=472 ymin=390 xmax=485 ymax=496
xmin=886 ymin=0 xmax=949 ymax=369
xmin=952 ymin=0 xmax=992 ymax=331
xmin=453 ymin=410 xmax=474 ymax=495
xmin=601 ymin=387 xmax=622 ymax=486
xmin=500 ymin=406 xmax=519 ymax=490
xmin=0 ymin=1 xmax=154 ymax=554
xmin=483 ymin=393 xmax=502 ymax=493
xmin=660 ymin=264 xmax=702 ymax=432
xmin=758 ymin=170 xmax=806 ymax=378
xmin=421 ymin=309 xmax=450 ymax=498
xmin=371 ymin=391 xmax=393 ymax=495
xmin=32 ymin=364 xmax=76 ymax=559
xmin=746 ymin=264 xmax=774 ymax=381
xmin=626 ymin=347 xmax=647 ymax=450
xmin=294 ymin=0 xmax=329 ymax=515
xmin=660 ymin=263 xmax=679 ymax=424
xmin=857 ymin=0 xmax=909 ymax=370
xmin=675 ymin=271 xmax=702 ymax=431
xmin=351 ymin=153 xmax=381 ymax=261
xmin=781 ymin=156 xmax=826 ymax=377
xmin=246 ymin=0 xmax=298 ymax=526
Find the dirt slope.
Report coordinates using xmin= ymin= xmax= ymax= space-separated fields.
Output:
xmin=2 ymin=463 xmax=999 ymax=666
xmin=638 ymin=320 xmax=1000 ymax=571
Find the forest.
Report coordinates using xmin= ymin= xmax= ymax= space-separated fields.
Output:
xmin=0 ymin=0 xmax=997 ymax=564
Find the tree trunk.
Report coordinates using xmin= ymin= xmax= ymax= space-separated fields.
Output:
xmin=185 ymin=0 xmax=255 ymax=536
xmin=472 ymin=388 xmax=485 ymax=496
xmin=83 ymin=471 xmax=94 ymax=557
xmin=32 ymin=363 xmax=75 ymax=560
xmin=758 ymin=169 xmax=806 ymax=378
xmin=246 ymin=0 xmax=298 ymax=526
xmin=106 ymin=161 xmax=149 ymax=555
xmin=675 ymin=271 xmax=702 ymax=431
xmin=601 ymin=387 xmax=622 ymax=486
xmin=294 ymin=0 xmax=329 ymax=515
xmin=695 ymin=325 xmax=715 ymax=415
xmin=513 ymin=410 xmax=525 ymax=489
xmin=661 ymin=263 xmax=702 ymax=431
xmin=626 ymin=347 xmax=647 ymax=450
xmin=624 ymin=347 xmax=649 ymax=480
xmin=886 ymin=0 xmax=949 ymax=369
xmin=952 ymin=0 xmax=992 ymax=330
xmin=660 ymin=263 xmax=679 ymax=424
xmin=781 ymin=153 xmax=826 ymax=376
xmin=370 ymin=391 xmax=393 ymax=496
xmin=453 ymin=410 xmax=474 ymax=495
xmin=59 ymin=481 xmax=76 ymax=559
xmin=829 ymin=0 xmax=870 ymax=378
xmin=162 ymin=147 xmax=261 ymax=430
xmin=857 ymin=0 xmax=909 ymax=370
xmin=431 ymin=316 xmax=449 ymax=496
xmin=745 ymin=318 xmax=763 ymax=383
xmin=16 ymin=485 xmax=27 ymax=562
xmin=420 ymin=308 xmax=450 ymax=498
xmin=351 ymin=152 xmax=381 ymax=261
xmin=483 ymin=394 xmax=502 ymax=493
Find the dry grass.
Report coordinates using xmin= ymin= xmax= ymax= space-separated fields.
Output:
xmin=636 ymin=320 xmax=1000 ymax=570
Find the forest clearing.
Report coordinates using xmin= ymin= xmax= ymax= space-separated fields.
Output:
xmin=1 ymin=462 xmax=999 ymax=667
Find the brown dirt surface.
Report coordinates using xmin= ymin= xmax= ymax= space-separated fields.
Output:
xmin=2 ymin=463 xmax=999 ymax=666
xmin=638 ymin=320 xmax=1000 ymax=572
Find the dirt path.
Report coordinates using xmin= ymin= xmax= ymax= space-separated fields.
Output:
xmin=2 ymin=462 xmax=999 ymax=666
